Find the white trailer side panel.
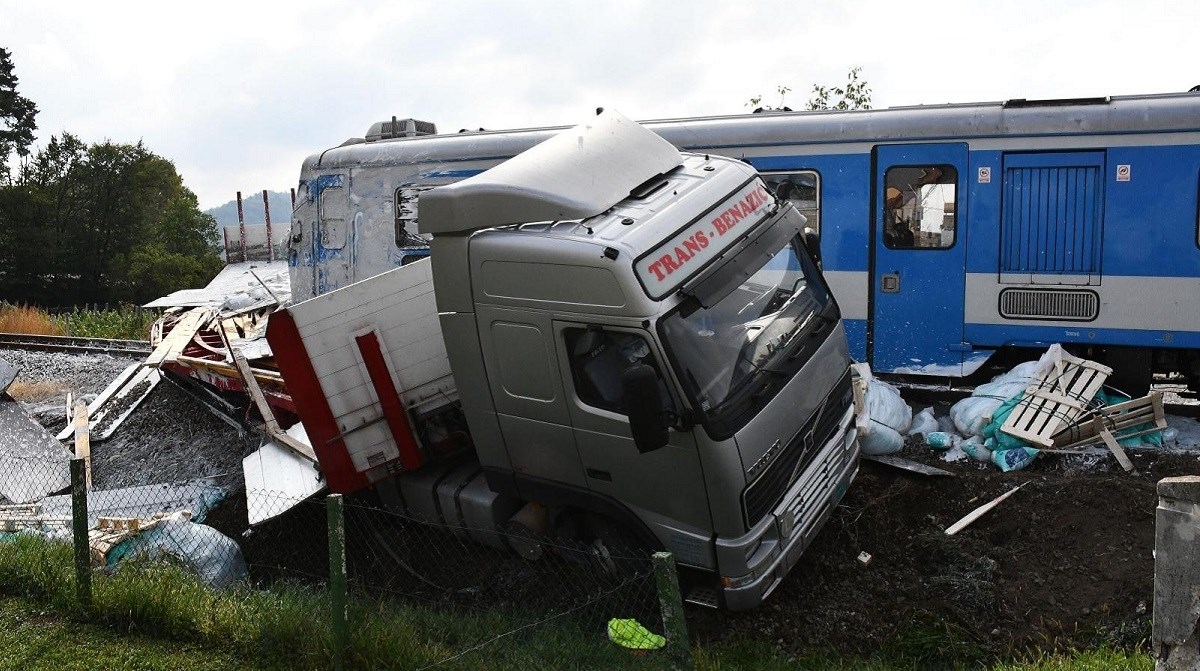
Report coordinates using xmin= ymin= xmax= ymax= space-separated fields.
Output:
xmin=285 ymin=259 xmax=455 ymax=473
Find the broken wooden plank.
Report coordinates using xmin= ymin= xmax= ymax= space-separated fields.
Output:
xmin=73 ymin=402 xmax=91 ymax=489
xmin=231 ymin=348 xmax=317 ymax=463
xmin=1051 ymin=392 xmax=1167 ymax=450
xmin=55 ymin=363 xmax=140 ymax=442
xmin=145 ymin=308 xmax=211 ymax=367
xmin=86 ymin=367 xmax=161 ymax=442
xmin=1097 ymin=418 xmax=1137 ymax=473
xmin=946 ymin=484 xmax=1024 ymax=536
xmin=863 ymin=454 xmax=955 ymax=477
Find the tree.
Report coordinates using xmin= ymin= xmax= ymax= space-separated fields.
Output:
xmin=0 ymin=135 xmax=223 ymax=306
xmin=746 ymin=67 xmax=873 ymax=113
xmin=807 ymin=67 xmax=872 ymax=111
xmin=0 ymin=48 xmax=39 ymax=181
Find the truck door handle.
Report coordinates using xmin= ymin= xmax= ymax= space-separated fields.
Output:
xmin=881 ymin=273 xmax=900 ymax=293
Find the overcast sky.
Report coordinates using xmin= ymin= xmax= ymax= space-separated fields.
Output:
xmin=3 ymin=0 xmax=1197 ymax=210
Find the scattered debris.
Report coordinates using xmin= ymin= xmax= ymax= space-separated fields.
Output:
xmin=0 ymin=356 xmax=15 ymax=393
xmin=243 ymin=422 xmax=325 ymax=525
xmin=862 ymin=454 xmax=954 ymax=477
xmin=0 ymin=397 xmax=71 ymax=503
xmin=945 ymin=484 xmax=1024 ymax=536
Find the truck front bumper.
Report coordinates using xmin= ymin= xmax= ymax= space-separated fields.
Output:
xmin=717 ymin=407 xmax=860 ymax=611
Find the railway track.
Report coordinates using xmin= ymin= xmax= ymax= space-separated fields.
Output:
xmin=0 ymin=332 xmax=152 ymax=357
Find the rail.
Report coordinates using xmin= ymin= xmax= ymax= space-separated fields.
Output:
xmin=0 ymin=332 xmax=152 ymax=357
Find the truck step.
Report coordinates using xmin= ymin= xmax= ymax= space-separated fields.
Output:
xmin=684 ymin=586 xmax=720 ymax=609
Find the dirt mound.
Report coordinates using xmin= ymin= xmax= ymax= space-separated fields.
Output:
xmin=692 ymin=448 xmax=1198 ymax=657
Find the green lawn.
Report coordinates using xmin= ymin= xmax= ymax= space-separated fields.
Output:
xmin=0 ymin=597 xmax=280 ymax=671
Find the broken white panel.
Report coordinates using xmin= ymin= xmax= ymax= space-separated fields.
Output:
xmin=56 ymin=362 xmax=140 ymax=442
xmin=40 ymin=478 xmax=226 ymax=526
xmin=0 ymin=399 xmax=72 ymax=503
xmin=243 ymin=422 xmax=326 ymax=525
xmin=0 ymin=356 xmax=16 ymax=394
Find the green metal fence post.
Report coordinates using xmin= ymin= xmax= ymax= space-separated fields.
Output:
xmin=652 ymin=551 xmax=694 ymax=671
xmin=328 ymin=493 xmax=348 ymax=671
xmin=70 ymin=458 xmax=91 ymax=611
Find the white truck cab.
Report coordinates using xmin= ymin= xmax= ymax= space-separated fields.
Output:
xmin=269 ymin=112 xmax=859 ymax=610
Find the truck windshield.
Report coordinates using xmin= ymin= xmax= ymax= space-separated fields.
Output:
xmin=659 ymin=235 xmax=836 ymax=439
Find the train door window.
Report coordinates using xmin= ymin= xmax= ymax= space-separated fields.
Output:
xmin=883 ymin=165 xmax=957 ymax=249
xmin=564 ymin=328 xmax=672 ymax=415
xmin=764 ymin=171 xmax=820 ymax=233
xmin=318 ymin=185 xmax=347 ymax=250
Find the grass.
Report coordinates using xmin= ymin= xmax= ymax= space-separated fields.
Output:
xmin=0 ymin=535 xmax=1155 ymax=671
xmin=0 ymin=304 xmax=63 ymax=336
xmin=0 ymin=303 xmax=155 ymax=340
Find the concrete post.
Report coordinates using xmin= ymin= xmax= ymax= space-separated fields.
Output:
xmin=1155 ymin=476 xmax=1200 ymax=671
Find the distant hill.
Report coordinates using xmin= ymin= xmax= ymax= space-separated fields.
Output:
xmin=206 ymin=191 xmax=294 ymax=228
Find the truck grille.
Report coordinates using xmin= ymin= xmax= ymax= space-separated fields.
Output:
xmin=999 ymin=288 xmax=1098 ymax=321
xmin=742 ymin=371 xmax=851 ymax=527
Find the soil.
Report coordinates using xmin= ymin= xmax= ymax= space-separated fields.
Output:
xmin=690 ymin=442 xmax=1200 ymax=657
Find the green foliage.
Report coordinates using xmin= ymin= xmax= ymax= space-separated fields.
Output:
xmin=51 ymin=305 xmax=157 ymax=340
xmin=0 ymin=132 xmax=223 ymax=306
xmin=808 ymin=66 xmax=873 ymax=111
xmin=0 ymin=47 xmax=39 ymax=181
xmin=747 ymin=68 xmax=872 ymax=113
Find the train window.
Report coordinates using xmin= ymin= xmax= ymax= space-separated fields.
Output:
xmin=394 ymin=186 xmax=430 ymax=247
xmin=764 ymin=171 xmax=820 ymax=234
xmin=884 ymin=165 xmax=957 ymax=249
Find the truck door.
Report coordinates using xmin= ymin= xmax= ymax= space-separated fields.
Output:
xmin=553 ymin=322 xmax=711 ymax=535
xmin=870 ymin=143 xmax=969 ymax=375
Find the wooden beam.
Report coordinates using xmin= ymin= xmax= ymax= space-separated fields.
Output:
xmin=231 ymin=348 xmax=317 ymax=463
xmin=946 ymin=484 xmax=1024 ymax=536
xmin=1097 ymin=417 xmax=1137 ymax=473
xmin=72 ymin=402 xmax=91 ymax=489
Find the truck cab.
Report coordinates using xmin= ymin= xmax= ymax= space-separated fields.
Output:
xmin=270 ymin=111 xmax=859 ymax=610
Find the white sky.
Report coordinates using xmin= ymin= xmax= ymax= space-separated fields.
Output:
xmin=2 ymin=0 xmax=1197 ymax=210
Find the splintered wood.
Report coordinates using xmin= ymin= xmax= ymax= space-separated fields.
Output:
xmin=999 ymin=351 xmax=1111 ymax=449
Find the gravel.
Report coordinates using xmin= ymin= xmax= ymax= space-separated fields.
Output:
xmin=1 ymin=348 xmax=256 ymax=493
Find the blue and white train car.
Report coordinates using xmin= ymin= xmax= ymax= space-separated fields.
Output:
xmin=289 ymin=92 xmax=1200 ymax=390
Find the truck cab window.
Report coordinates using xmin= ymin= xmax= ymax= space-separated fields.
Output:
xmin=884 ymin=165 xmax=957 ymax=249
xmin=565 ymin=328 xmax=672 ymax=415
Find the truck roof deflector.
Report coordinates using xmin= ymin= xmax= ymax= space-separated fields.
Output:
xmin=419 ymin=110 xmax=683 ymax=234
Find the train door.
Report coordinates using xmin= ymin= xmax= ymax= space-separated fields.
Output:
xmin=870 ymin=144 xmax=969 ymax=375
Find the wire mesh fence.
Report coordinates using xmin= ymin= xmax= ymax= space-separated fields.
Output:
xmin=0 ymin=448 xmax=692 ymax=670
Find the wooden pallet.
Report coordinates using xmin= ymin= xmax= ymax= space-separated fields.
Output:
xmin=999 ymin=351 xmax=1112 ymax=449
xmin=88 ymin=514 xmax=172 ymax=565
xmin=1049 ymin=391 xmax=1167 ymax=472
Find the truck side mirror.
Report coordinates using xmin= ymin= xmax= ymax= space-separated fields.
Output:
xmin=802 ymin=226 xmax=822 ymax=268
xmin=621 ymin=363 xmax=669 ymax=454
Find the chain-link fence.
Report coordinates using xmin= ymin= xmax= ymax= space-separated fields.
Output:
xmin=0 ymin=446 xmax=693 ymax=670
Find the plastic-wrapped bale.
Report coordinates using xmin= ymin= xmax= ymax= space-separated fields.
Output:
xmin=908 ymin=407 xmax=938 ymax=436
xmin=108 ymin=512 xmax=248 ymax=589
xmin=852 ymin=363 xmax=911 ymax=456
xmin=949 ymin=360 xmax=1042 ymax=437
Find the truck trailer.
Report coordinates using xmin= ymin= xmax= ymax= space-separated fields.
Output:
xmin=265 ymin=111 xmax=860 ymax=610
